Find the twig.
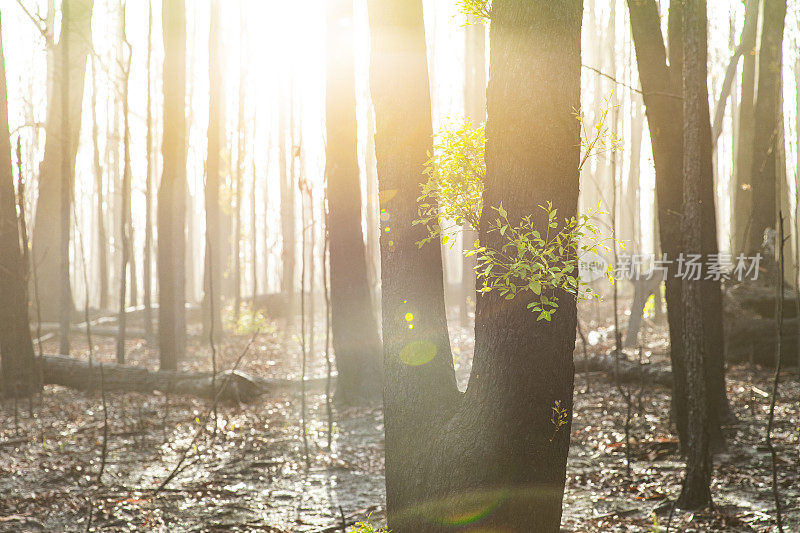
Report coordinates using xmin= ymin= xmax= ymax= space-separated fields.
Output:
xmin=97 ymin=363 xmax=108 ymax=485
xmin=323 ymin=183 xmax=333 ymax=450
xmin=153 ymin=331 xmax=260 ymax=495
xmin=766 ymin=212 xmax=785 ymax=532
xmin=299 ymin=177 xmax=311 ymax=469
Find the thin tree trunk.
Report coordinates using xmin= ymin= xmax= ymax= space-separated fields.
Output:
xmin=326 ymin=0 xmax=383 ymax=404
xmin=117 ymin=23 xmax=132 ymax=364
xmin=158 ymin=0 xmax=187 ymax=371
xmin=144 ymin=0 xmax=154 ymax=343
xmin=0 ymin=13 xmax=39 ymax=397
xmin=233 ymin=11 xmax=246 ymax=324
xmin=745 ymin=0 xmax=786 ymax=253
xmin=203 ymin=0 xmax=224 ymax=342
xmin=711 ymin=0 xmax=759 ymax=147
xmin=279 ymin=86 xmax=296 ymax=324
xmin=91 ymin=54 xmax=109 ymax=311
xmin=677 ymin=0 xmax=713 ymax=509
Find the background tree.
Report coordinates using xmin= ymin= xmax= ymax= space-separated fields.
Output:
xmin=326 ymin=0 xmax=383 ymax=405
xmin=158 ymin=0 xmax=187 ymax=371
xmin=0 ymin=11 xmax=39 ymax=397
xmin=202 ymin=0 xmax=224 ymax=341
xmin=745 ymin=0 xmax=786 ymax=253
xmin=31 ymin=0 xmax=94 ymax=324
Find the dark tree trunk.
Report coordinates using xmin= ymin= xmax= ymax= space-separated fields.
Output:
xmin=325 ymin=0 xmax=383 ymax=405
xmin=368 ymin=1 xmax=582 ymax=530
xmin=627 ymin=0 xmax=728 ymax=447
xmin=731 ymin=1 xmax=759 ymax=257
xmin=31 ymin=0 xmax=93 ymax=323
xmin=677 ymin=0 xmax=713 ymax=509
xmin=157 ymin=0 xmax=187 ymax=371
xmin=0 ymin=14 xmax=39 ymax=397
xmin=745 ymin=0 xmax=786 ymax=253
xmin=202 ymin=0 xmax=224 ymax=342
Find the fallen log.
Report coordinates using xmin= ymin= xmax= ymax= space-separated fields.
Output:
xmin=574 ymin=352 xmax=673 ymax=387
xmin=40 ymin=354 xmax=267 ymax=402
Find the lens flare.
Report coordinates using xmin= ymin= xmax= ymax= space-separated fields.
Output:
xmin=399 ymin=340 xmax=437 ymax=366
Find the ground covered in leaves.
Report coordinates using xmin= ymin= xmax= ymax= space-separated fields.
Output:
xmin=0 ymin=305 xmax=798 ymax=532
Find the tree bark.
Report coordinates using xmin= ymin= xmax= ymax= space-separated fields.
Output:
xmin=202 ymin=0 xmax=225 ymax=343
xmin=677 ymin=0 xmax=713 ymax=508
xmin=158 ymin=0 xmax=187 ymax=371
xmin=744 ymin=0 xmax=786 ymax=254
xmin=711 ymin=0 xmax=759 ymax=147
xmin=31 ymin=0 xmax=94 ymax=323
xmin=731 ymin=1 xmax=759 ymax=257
xmin=326 ymin=0 xmax=383 ymax=405
xmin=90 ymin=55 xmax=109 ymax=311
xmin=0 ymin=14 xmax=40 ymax=397
xmin=627 ymin=0 xmax=729 ymax=448
xmin=368 ymin=1 xmax=582 ymax=530
xmin=144 ymin=1 xmax=154 ymax=343
xmin=279 ymin=87 xmax=296 ymax=323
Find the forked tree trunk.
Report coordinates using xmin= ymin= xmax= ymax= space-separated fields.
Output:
xmin=158 ymin=0 xmax=187 ymax=371
xmin=627 ymin=0 xmax=729 ymax=448
xmin=745 ymin=0 xmax=786 ymax=253
xmin=368 ymin=1 xmax=582 ymax=530
xmin=202 ymin=0 xmax=224 ymax=342
xmin=677 ymin=0 xmax=713 ymax=509
xmin=0 ymin=14 xmax=40 ymax=397
xmin=31 ymin=0 xmax=94 ymax=323
xmin=326 ymin=0 xmax=383 ymax=405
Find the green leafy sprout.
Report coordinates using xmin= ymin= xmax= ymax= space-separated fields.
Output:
xmin=415 ymin=97 xmax=623 ymax=321
xmin=458 ymin=0 xmax=492 ymax=20
xmin=350 ymin=514 xmax=390 ymax=533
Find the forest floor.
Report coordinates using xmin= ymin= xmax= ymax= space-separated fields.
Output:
xmin=0 ymin=303 xmax=798 ymax=532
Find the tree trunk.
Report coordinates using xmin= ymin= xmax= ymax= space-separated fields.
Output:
xmin=279 ymin=88 xmax=296 ymax=323
xmin=745 ymin=0 xmax=786 ymax=254
xmin=0 ymin=14 xmax=39 ymax=397
xmin=627 ymin=0 xmax=728 ymax=448
xmin=711 ymin=0 xmax=759 ymax=147
xmin=368 ymin=1 xmax=582 ymax=530
xmin=144 ymin=1 xmax=154 ymax=343
xmin=325 ymin=0 xmax=383 ymax=405
xmin=117 ymin=24 xmax=132 ymax=364
xmin=731 ymin=2 xmax=759 ymax=257
xmin=202 ymin=0 xmax=224 ymax=343
xmin=31 ymin=0 xmax=93 ymax=323
xmin=677 ymin=0 xmax=713 ymax=509
xmin=158 ymin=0 xmax=187 ymax=371
xmin=90 ymin=55 xmax=109 ymax=311
xmin=233 ymin=19 xmax=246 ymax=324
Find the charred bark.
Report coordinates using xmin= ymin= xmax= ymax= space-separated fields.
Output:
xmin=0 ymin=15 xmax=39 ymax=397
xmin=368 ymin=1 xmax=582 ymax=530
